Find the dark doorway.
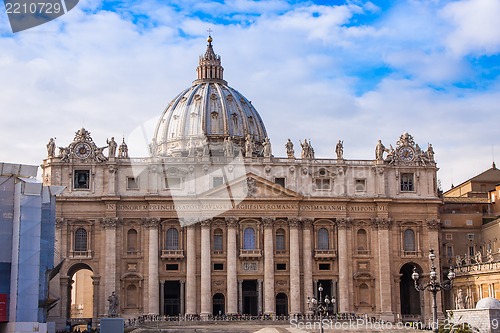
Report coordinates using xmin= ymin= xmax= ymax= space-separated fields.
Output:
xmin=276 ymin=293 xmax=288 ymax=316
xmin=400 ymin=263 xmax=422 ymax=315
xmin=213 ymin=293 xmax=225 ymax=316
xmin=242 ymin=280 xmax=258 ymax=315
xmin=318 ymin=280 xmax=334 ymax=312
xmin=164 ymin=281 xmax=181 ymax=316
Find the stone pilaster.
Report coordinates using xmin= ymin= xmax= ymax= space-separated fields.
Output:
xmin=142 ymin=217 xmax=160 ymax=315
xmin=337 ymin=217 xmax=351 ymax=313
xmin=263 ymin=217 xmax=275 ymax=315
xmin=185 ymin=225 xmax=197 ymax=316
xmin=91 ymin=276 xmax=100 ymax=325
xmin=238 ymin=280 xmax=243 ymax=314
xmin=226 ymin=217 xmax=238 ymax=315
xmin=302 ymin=218 xmax=313 ymax=313
xmin=289 ymin=217 xmax=301 ymax=315
xmin=372 ymin=218 xmax=394 ymax=321
xmin=101 ymin=217 xmax=120 ymax=309
xmin=60 ymin=276 xmax=70 ymax=319
xmin=257 ymin=279 xmax=263 ymax=316
xmin=180 ymin=280 xmax=185 ymax=316
xmin=200 ymin=220 xmax=211 ymax=319
xmin=107 ymin=164 xmax=117 ymax=195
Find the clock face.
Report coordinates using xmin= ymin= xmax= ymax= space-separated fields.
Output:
xmin=398 ymin=146 xmax=415 ymax=161
xmin=74 ymin=142 xmax=92 ymax=159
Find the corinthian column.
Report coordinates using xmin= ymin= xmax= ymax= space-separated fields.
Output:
xmin=101 ymin=217 xmax=120 ymax=308
xmin=373 ymin=218 xmax=393 ymax=321
xmin=289 ymin=217 xmax=301 ymax=315
xmin=263 ymin=217 xmax=275 ymax=315
xmin=302 ymin=218 xmax=313 ymax=313
xmin=226 ymin=217 xmax=238 ymax=315
xmin=185 ymin=225 xmax=197 ymax=316
xmin=200 ymin=220 xmax=211 ymax=319
xmin=142 ymin=217 xmax=160 ymax=315
xmin=337 ymin=218 xmax=351 ymax=313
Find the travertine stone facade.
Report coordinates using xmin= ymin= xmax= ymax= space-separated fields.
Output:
xmin=43 ymin=37 xmax=444 ymax=328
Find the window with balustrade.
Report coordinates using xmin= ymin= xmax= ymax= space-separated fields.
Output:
xmin=213 ymin=228 xmax=223 ymax=253
xmin=74 ymin=228 xmax=88 ymax=252
xmin=317 ymin=228 xmax=329 ymax=250
xmin=275 ymin=228 xmax=286 ymax=252
xmin=243 ymin=227 xmax=256 ymax=250
xmin=166 ymin=228 xmax=179 ymax=250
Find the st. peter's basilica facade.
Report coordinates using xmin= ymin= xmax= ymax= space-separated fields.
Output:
xmin=43 ymin=36 xmax=443 ymax=327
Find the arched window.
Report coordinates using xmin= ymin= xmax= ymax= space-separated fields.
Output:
xmin=276 ymin=228 xmax=286 ymax=251
xmin=357 ymin=229 xmax=368 ymax=253
xmin=214 ymin=228 xmax=223 ymax=252
xmin=404 ymin=229 xmax=416 ymax=252
xmin=126 ymin=285 xmax=137 ymax=307
xmin=243 ymin=227 xmax=255 ymax=250
xmin=127 ymin=229 xmax=138 ymax=252
xmin=166 ymin=228 xmax=179 ymax=250
xmin=74 ymin=228 xmax=88 ymax=252
xmin=317 ymin=228 xmax=329 ymax=250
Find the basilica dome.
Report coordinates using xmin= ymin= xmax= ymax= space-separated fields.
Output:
xmin=151 ymin=36 xmax=268 ymax=157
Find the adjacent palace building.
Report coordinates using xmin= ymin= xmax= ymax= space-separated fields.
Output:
xmin=44 ymin=36 xmax=449 ymax=327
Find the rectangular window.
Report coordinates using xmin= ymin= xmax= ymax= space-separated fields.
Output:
xmin=446 ymin=245 xmax=453 ymax=258
xmin=213 ymin=263 xmax=224 ymax=271
xmin=212 ymin=176 xmax=224 ymax=188
xmin=74 ymin=170 xmax=90 ymax=189
xmin=355 ymin=179 xmax=366 ymax=192
xmin=165 ymin=177 xmax=181 ymax=189
xmin=468 ymin=233 xmax=475 ymax=240
xmin=127 ymin=177 xmax=139 ymax=190
xmin=276 ymin=263 xmax=287 ymax=271
xmin=466 ymin=220 xmax=473 ymax=226
xmin=315 ymin=178 xmax=331 ymax=190
xmin=444 ymin=220 xmax=451 ymax=226
xmin=445 ymin=233 xmax=453 ymax=240
xmin=319 ymin=263 xmax=331 ymax=271
xmin=400 ymin=173 xmax=414 ymax=192
xmin=166 ymin=264 xmax=179 ymax=271
xmin=468 ymin=246 xmax=475 ymax=256
xmin=274 ymin=177 xmax=286 ymax=187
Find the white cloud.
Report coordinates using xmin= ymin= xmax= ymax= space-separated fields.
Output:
xmin=441 ymin=0 xmax=500 ymax=56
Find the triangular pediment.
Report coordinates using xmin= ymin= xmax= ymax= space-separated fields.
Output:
xmin=200 ymin=173 xmax=301 ymax=200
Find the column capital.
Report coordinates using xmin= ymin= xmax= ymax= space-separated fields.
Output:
xmin=91 ymin=276 xmax=101 ymax=285
xmin=141 ymin=217 xmax=160 ymax=228
xmin=301 ymin=218 xmax=313 ymax=228
xmin=262 ymin=217 xmax=275 ymax=228
xmin=101 ymin=217 xmax=121 ymax=229
xmin=288 ymin=217 xmax=300 ymax=228
xmin=225 ymin=217 xmax=238 ymax=228
xmin=201 ymin=219 xmax=211 ymax=228
xmin=336 ymin=217 xmax=352 ymax=229
xmin=371 ymin=217 xmax=392 ymax=229
xmin=56 ymin=218 xmax=64 ymax=228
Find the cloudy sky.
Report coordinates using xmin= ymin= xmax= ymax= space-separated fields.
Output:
xmin=1 ymin=0 xmax=499 ymax=191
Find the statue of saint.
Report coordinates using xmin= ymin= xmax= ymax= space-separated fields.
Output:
xmin=285 ymin=139 xmax=294 ymax=159
xmin=224 ymin=137 xmax=234 ymax=157
xmin=187 ymin=137 xmax=196 ymax=157
xmin=427 ymin=143 xmax=435 ymax=161
xmin=300 ymin=139 xmax=309 ymax=159
xmin=245 ymin=134 xmax=253 ymax=158
xmin=263 ymin=137 xmax=271 ymax=157
xmin=47 ymin=138 xmax=56 ymax=157
xmin=107 ymin=291 xmax=119 ymax=317
xmin=308 ymin=140 xmax=315 ymax=159
xmin=375 ymin=140 xmax=385 ymax=160
xmin=455 ymin=289 xmax=465 ymax=309
xmin=335 ymin=140 xmax=343 ymax=159
xmin=475 ymin=251 xmax=483 ymax=264
xmin=107 ymin=137 xmax=117 ymax=158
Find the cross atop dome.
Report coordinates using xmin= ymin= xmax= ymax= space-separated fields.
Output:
xmin=195 ymin=33 xmax=225 ymax=84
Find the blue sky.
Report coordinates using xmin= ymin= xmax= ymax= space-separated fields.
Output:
xmin=1 ymin=0 xmax=499 ymax=190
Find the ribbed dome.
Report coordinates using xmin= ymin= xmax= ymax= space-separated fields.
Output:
xmin=151 ymin=37 xmax=268 ymax=157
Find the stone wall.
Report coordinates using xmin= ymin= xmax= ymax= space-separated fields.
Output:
xmin=448 ymin=309 xmax=500 ymax=333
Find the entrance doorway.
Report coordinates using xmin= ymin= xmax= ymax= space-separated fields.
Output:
xmin=400 ymin=263 xmax=422 ymax=317
xmin=67 ymin=263 xmax=93 ymax=320
xmin=213 ymin=293 xmax=225 ymax=316
xmin=275 ymin=293 xmax=288 ymax=316
xmin=242 ymin=280 xmax=258 ymax=315
xmin=317 ymin=280 xmax=334 ymax=312
xmin=163 ymin=281 xmax=181 ymax=316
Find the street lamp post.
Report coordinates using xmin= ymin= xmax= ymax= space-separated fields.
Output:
xmin=412 ymin=249 xmax=456 ymax=333
xmin=307 ymin=284 xmax=332 ymax=333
